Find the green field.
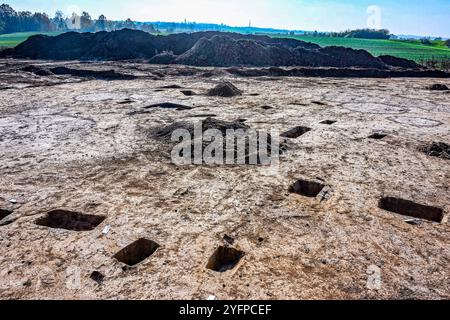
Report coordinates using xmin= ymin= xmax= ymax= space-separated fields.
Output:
xmin=0 ymin=32 xmax=62 ymax=48
xmin=274 ymin=35 xmax=450 ymax=62
xmin=1 ymin=31 xmax=450 ymax=63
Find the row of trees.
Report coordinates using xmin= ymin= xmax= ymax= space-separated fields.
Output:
xmin=0 ymin=4 xmax=156 ymax=34
xmin=302 ymin=28 xmax=391 ymax=39
xmin=0 ymin=4 xmax=54 ymax=33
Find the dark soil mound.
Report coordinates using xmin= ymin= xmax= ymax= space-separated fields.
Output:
xmin=153 ymin=117 xmax=283 ymax=164
xmin=3 ymin=29 xmax=317 ymax=62
xmin=3 ymin=29 xmax=424 ymax=70
xmin=427 ymin=84 xmax=449 ymax=91
xmin=10 ymin=30 xmax=158 ymax=60
xmin=317 ymin=46 xmax=386 ymax=68
xmin=0 ymin=47 xmax=13 ymax=58
xmin=175 ymin=35 xmax=278 ymax=67
xmin=378 ymin=55 xmax=421 ymax=69
xmin=21 ymin=65 xmax=54 ymax=76
xmin=422 ymin=142 xmax=450 ymax=159
xmin=175 ymin=35 xmax=386 ymax=68
xmin=207 ymin=81 xmax=242 ymax=97
xmin=226 ymin=66 xmax=450 ymax=78
xmin=154 ymin=31 xmax=320 ymax=55
xmin=49 ymin=66 xmax=136 ymax=80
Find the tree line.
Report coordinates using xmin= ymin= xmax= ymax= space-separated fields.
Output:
xmin=0 ymin=4 xmax=156 ymax=34
xmin=301 ymin=28 xmax=391 ymax=39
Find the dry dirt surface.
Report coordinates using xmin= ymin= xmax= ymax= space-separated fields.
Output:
xmin=0 ymin=59 xmax=449 ymax=300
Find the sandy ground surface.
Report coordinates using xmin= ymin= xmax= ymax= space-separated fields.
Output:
xmin=0 ymin=59 xmax=449 ymax=300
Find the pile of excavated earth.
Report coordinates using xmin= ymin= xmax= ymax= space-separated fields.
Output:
xmin=1 ymin=29 xmax=449 ymax=79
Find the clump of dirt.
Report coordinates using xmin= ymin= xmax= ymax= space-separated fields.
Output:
xmin=21 ymin=65 xmax=54 ymax=76
xmin=207 ymin=81 xmax=242 ymax=97
xmin=427 ymin=84 xmax=449 ymax=91
xmin=422 ymin=142 xmax=450 ymax=159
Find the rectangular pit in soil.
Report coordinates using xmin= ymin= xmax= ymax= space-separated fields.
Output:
xmin=369 ymin=132 xmax=388 ymax=140
xmin=378 ymin=197 xmax=444 ymax=223
xmin=114 ymin=238 xmax=160 ymax=266
xmin=35 ymin=210 xmax=106 ymax=231
xmin=423 ymin=142 xmax=450 ymax=160
xmin=90 ymin=271 xmax=105 ymax=284
xmin=206 ymin=246 xmax=245 ymax=272
xmin=0 ymin=209 xmax=12 ymax=220
xmin=280 ymin=126 xmax=311 ymax=139
xmin=320 ymin=120 xmax=337 ymax=125
xmin=289 ymin=180 xmax=326 ymax=198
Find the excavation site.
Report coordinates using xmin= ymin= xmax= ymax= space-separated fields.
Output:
xmin=0 ymin=28 xmax=449 ymax=301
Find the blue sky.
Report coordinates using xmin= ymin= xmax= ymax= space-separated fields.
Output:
xmin=4 ymin=0 xmax=450 ymax=37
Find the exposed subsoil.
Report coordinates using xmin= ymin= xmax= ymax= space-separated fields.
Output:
xmin=0 ymin=59 xmax=449 ymax=300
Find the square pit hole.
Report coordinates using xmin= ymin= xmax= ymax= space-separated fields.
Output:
xmin=379 ymin=197 xmax=444 ymax=223
xmin=206 ymin=246 xmax=245 ymax=272
xmin=90 ymin=271 xmax=105 ymax=284
xmin=35 ymin=210 xmax=106 ymax=231
xmin=422 ymin=142 xmax=450 ymax=160
xmin=280 ymin=126 xmax=311 ymax=139
xmin=369 ymin=132 xmax=388 ymax=140
xmin=114 ymin=238 xmax=160 ymax=266
xmin=320 ymin=120 xmax=337 ymax=125
xmin=289 ymin=179 xmax=325 ymax=198
xmin=0 ymin=209 xmax=12 ymax=220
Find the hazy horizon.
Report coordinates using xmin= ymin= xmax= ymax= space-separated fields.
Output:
xmin=3 ymin=0 xmax=450 ymax=38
